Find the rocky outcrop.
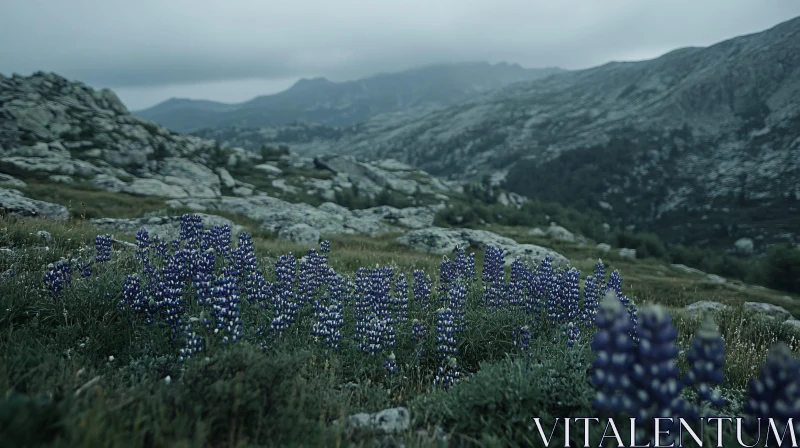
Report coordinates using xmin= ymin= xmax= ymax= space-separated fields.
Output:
xmin=396 ymin=227 xmax=568 ymax=265
xmin=0 ymin=187 xmax=69 ymax=220
xmin=312 ymin=155 xmax=459 ymax=197
xmin=683 ymin=301 xmax=732 ymax=313
xmin=743 ymin=302 xmax=792 ymax=321
xmin=91 ymin=214 xmax=243 ymax=242
xmin=351 ymin=204 xmax=444 ymax=229
xmin=0 ymin=72 xmax=258 ymax=199
xmin=167 ymin=195 xmax=389 ymax=236
xmin=277 ymin=223 xmax=320 ymax=245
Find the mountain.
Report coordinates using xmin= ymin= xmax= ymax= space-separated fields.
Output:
xmin=201 ymin=17 xmax=800 ymax=251
xmin=134 ymin=62 xmax=565 ymax=133
xmin=0 ymin=71 xmax=536 ymax=241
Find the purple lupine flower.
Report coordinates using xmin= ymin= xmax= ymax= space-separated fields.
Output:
xmin=513 ymin=325 xmax=534 ymax=368
xmin=209 ymin=225 xmax=232 ymax=258
xmin=482 ymin=245 xmax=506 ymax=311
xmin=393 ymin=273 xmax=409 ymax=322
xmin=434 ymin=307 xmax=460 ymax=390
xmin=593 ymin=259 xmax=606 ymax=289
xmin=581 ymin=275 xmax=600 ymax=328
xmin=446 ymin=280 xmax=468 ymax=334
xmin=320 ymin=240 xmax=331 ymax=255
xmin=77 ymin=260 xmax=92 ymax=278
xmin=413 ymin=270 xmax=432 ymax=311
xmin=211 ymin=268 xmax=244 ymax=344
xmin=95 ymin=234 xmax=112 ymax=263
xmin=384 ymin=352 xmax=399 ymax=374
xmin=311 ymin=274 xmax=345 ymax=350
xmin=628 ymin=304 xmax=688 ymax=436
xmin=179 ymin=324 xmax=205 ymax=363
xmin=119 ymin=274 xmax=150 ymax=319
xmin=411 ymin=319 xmax=427 ymax=361
xmin=179 ymin=214 xmax=203 ymax=247
xmin=591 ymin=290 xmax=637 ymax=415
xmin=44 ymin=261 xmax=72 ymax=297
xmin=682 ymin=314 xmax=727 ymax=418
xmin=742 ymin=343 xmax=800 ymax=442
xmin=507 ymin=259 xmax=529 ymax=309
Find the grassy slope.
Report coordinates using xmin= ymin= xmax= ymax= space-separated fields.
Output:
xmin=1 ymin=213 xmax=798 ymax=447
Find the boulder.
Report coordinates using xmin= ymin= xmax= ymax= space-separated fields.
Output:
xmin=277 ymin=223 xmax=320 ymax=245
xmin=596 ymin=243 xmax=611 ymax=252
xmin=618 ymin=248 xmax=637 ymax=260
xmin=733 ymin=237 xmax=754 ymax=255
xmin=167 ymin=194 xmax=388 ymax=237
xmin=0 ymin=187 xmax=69 ymax=220
xmin=683 ymin=301 xmax=731 ymax=313
xmin=396 ymin=227 xmax=568 ymax=266
xmin=254 ymin=163 xmax=283 ymax=175
xmin=0 ymin=174 xmax=26 ymax=188
xmin=743 ymin=302 xmax=792 ymax=321
xmin=529 ymin=227 xmax=546 ymax=237
xmin=232 ymin=187 xmax=253 ymax=196
xmin=546 ymin=224 xmax=575 ymax=242
xmin=124 ymin=178 xmax=188 ymax=198
xmin=337 ymin=407 xmax=410 ymax=434
xmin=215 ymin=167 xmax=236 ymax=189
xmin=783 ymin=319 xmax=800 ymax=333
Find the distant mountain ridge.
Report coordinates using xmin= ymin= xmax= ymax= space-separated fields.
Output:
xmin=134 ymin=62 xmax=565 ymax=132
xmin=197 ymin=16 xmax=800 ymax=251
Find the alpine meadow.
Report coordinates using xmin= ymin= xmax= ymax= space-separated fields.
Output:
xmin=1 ymin=4 xmax=800 ymax=448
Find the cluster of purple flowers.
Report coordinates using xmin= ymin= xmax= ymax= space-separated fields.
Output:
xmin=43 ymin=260 xmax=72 ymax=297
xmin=95 ymin=234 xmax=112 ymax=263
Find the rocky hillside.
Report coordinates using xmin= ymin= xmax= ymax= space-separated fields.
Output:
xmin=213 ymin=16 xmax=799 ymax=251
xmin=0 ymin=71 xmax=538 ymax=251
xmin=136 ymin=62 xmax=564 ymax=133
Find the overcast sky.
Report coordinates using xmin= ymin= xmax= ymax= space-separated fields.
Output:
xmin=2 ymin=1 xmax=799 ymax=110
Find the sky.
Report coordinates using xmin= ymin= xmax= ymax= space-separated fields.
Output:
xmin=1 ymin=0 xmax=799 ymax=111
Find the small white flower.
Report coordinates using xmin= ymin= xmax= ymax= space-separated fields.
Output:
xmin=164 ymin=376 xmax=172 ymax=384
xmin=108 ymin=355 xmax=115 ymax=362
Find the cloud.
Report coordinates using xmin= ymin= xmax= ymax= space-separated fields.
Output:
xmin=1 ymin=0 xmax=798 ymax=108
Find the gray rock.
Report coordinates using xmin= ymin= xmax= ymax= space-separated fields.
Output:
xmin=36 ymin=230 xmax=52 ymax=245
xmin=529 ymin=227 xmax=546 ymax=237
xmin=48 ymin=174 xmax=74 ymax=183
xmin=167 ymin=194 xmax=389 ymax=236
xmin=124 ymin=178 xmax=188 ymax=198
xmin=277 ymin=223 xmax=321 ymax=245
xmin=232 ymin=186 xmax=253 ymax=196
xmin=215 ymin=167 xmax=236 ymax=189
xmin=0 ymin=187 xmax=69 ymax=220
xmin=339 ymin=407 xmax=410 ymax=434
xmin=254 ymin=163 xmax=283 ymax=175
xmin=684 ymin=301 xmax=731 ymax=313
xmin=158 ymin=158 xmax=221 ymax=198
xmin=397 ymin=227 xmax=568 ymax=266
xmin=91 ymin=214 xmax=243 ymax=242
xmin=272 ymin=179 xmax=297 ymax=194
xmin=91 ymin=174 xmax=126 ymax=193
xmin=743 ymin=302 xmax=792 ymax=321
xmin=352 ymin=205 xmax=441 ymax=229
xmin=671 ymin=264 xmax=708 ymax=275
xmin=705 ymin=274 xmax=726 ymax=284
xmin=734 ymin=237 xmax=754 ymax=255
xmin=618 ymin=248 xmax=637 ymax=260
xmin=783 ymin=319 xmax=800 ymax=333
xmin=546 ymin=224 xmax=575 ymax=242
xmin=596 ymin=243 xmax=612 ymax=252
xmin=0 ymin=174 xmax=26 ymax=188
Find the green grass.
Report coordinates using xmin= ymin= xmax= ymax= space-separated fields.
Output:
xmin=18 ymin=180 xmax=169 ymax=220
xmin=1 ymin=215 xmax=798 ymax=447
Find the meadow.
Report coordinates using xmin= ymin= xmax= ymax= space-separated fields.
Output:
xmin=0 ymin=214 xmax=798 ymax=447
